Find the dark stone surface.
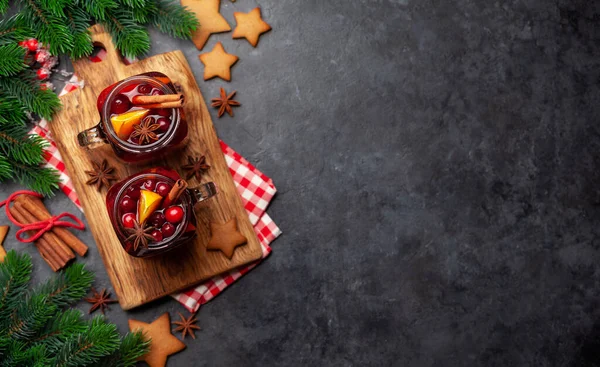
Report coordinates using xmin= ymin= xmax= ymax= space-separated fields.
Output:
xmin=2 ymin=0 xmax=600 ymax=365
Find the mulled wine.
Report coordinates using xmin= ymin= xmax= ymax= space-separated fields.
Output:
xmin=106 ymin=167 xmax=217 ymax=257
xmin=78 ymin=72 xmax=188 ymax=162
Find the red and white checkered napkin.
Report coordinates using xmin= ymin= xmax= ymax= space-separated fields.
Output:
xmin=30 ymin=74 xmax=281 ymax=312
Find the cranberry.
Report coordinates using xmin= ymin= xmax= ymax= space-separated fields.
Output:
xmin=165 ymin=206 xmax=184 ymax=224
xmin=110 ymin=94 xmax=130 ymax=114
xmin=150 ymin=229 xmax=163 ymax=242
xmin=130 ymin=135 xmax=140 ymax=145
xmin=155 ymin=108 xmax=171 ymax=117
xmin=138 ymin=84 xmax=152 ymax=94
xmin=156 ymin=182 xmax=171 ymax=197
xmin=156 ymin=117 xmax=171 ymax=133
xmin=122 ymin=213 xmax=136 ymax=228
xmin=119 ymin=197 xmax=136 ymax=213
xmin=152 ymin=89 xmax=165 ymax=95
xmin=143 ymin=179 xmax=156 ymax=191
xmin=161 ymin=223 xmax=176 ymax=237
xmin=148 ymin=211 xmax=166 ymax=228
xmin=126 ymin=185 xmax=141 ymax=199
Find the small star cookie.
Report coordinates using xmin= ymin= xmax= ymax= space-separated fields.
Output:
xmin=206 ymin=218 xmax=247 ymax=259
xmin=181 ymin=0 xmax=231 ymax=50
xmin=199 ymin=42 xmax=239 ymax=81
xmin=129 ymin=313 xmax=186 ymax=367
xmin=232 ymin=7 xmax=271 ymax=47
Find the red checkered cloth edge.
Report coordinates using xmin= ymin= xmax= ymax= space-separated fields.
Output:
xmin=29 ymin=54 xmax=281 ymax=312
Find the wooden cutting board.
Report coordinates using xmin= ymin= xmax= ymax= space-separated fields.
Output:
xmin=49 ymin=24 xmax=263 ymax=310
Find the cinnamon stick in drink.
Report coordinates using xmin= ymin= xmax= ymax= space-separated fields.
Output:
xmin=16 ymin=195 xmax=88 ymax=256
xmin=135 ymin=100 xmax=184 ymax=109
xmin=132 ymin=93 xmax=183 ymax=105
xmin=162 ymin=179 xmax=188 ymax=208
xmin=9 ymin=204 xmax=63 ymax=271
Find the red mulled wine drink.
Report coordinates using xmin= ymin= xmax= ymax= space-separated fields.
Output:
xmin=106 ymin=167 xmax=217 ymax=257
xmin=78 ymin=72 xmax=188 ymax=162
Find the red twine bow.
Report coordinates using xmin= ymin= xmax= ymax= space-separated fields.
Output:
xmin=0 ymin=190 xmax=85 ymax=243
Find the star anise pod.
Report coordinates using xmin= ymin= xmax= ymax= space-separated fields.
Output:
xmin=130 ymin=116 xmax=160 ymax=145
xmin=84 ymin=287 xmax=118 ymax=314
xmin=182 ymin=155 xmax=210 ymax=181
xmin=211 ymin=88 xmax=240 ymax=117
xmin=85 ymin=159 xmax=117 ymax=191
xmin=172 ymin=312 xmax=201 ymax=340
xmin=124 ymin=220 xmax=155 ymax=251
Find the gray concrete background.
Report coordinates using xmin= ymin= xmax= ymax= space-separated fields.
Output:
xmin=2 ymin=0 xmax=600 ymax=365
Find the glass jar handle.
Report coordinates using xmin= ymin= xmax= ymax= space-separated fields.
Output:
xmin=77 ymin=122 xmax=107 ymax=149
xmin=191 ymin=182 xmax=218 ymax=204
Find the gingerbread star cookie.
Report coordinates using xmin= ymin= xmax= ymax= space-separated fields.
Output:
xmin=232 ymin=7 xmax=271 ymax=47
xmin=199 ymin=42 xmax=239 ymax=81
xmin=206 ymin=218 xmax=247 ymax=259
xmin=181 ymin=0 xmax=231 ymax=50
xmin=0 ymin=226 xmax=8 ymax=262
xmin=129 ymin=313 xmax=185 ymax=367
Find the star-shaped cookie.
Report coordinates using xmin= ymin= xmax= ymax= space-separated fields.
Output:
xmin=181 ymin=0 xmax=231 ymax=50
xmin=232 ymin=7 xmax=272 ymax=47
xmin=129 ymin=313 xmax=186 ymax=367
xmin=206 ymin=218 xmax=247 ymax=259
xmin=199 ymin=42 xmax=239 ymax=81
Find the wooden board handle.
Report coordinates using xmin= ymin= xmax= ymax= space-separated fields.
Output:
xmin=72 ymin=24 xmax=126 ymax=79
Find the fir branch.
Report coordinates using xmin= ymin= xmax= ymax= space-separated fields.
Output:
xmin=52 ymin=316 xmax=120 ymax=367
xmin=33 ymin=309 xmax=87 ymax=353
xmin=0 ymin=155 xmax=11 ymax=181
xmin=75 ymin=0 xmax=118 ymax=21
xmin=0 ymin=16 xmax=33 ymax=45
xmin=0 ymin=124 xmax=47 ymax=165
xmin=20 ymin=0 xmax=74 ymax=55
xmin=36 ymin=0 xmax=74 ymax=18
xmin=4 ymin=294 xmax=57 ymax=341
xmin=101 ymin=7 xmax=150 ymax=58
xmin=151 ymin=0 xmax=198 ymax=39
xmin=0 ymin=72 xmax=61 ymax=120
xmin=0 ymin=252 xmax=32 ymax=325
xmin=120 ymin=0 xmax=147 ymax=9
xmin=0 ymin=44 xmax=28 ymax=76
xmin=65 ymin=5 xmax=93 ymax=58
xmin=97 ymin=331 xmax=150 ymax=367
xmin=0 ymin=94 xmax=28 ymax=126
xmin=6 ymin=157 xmax=60 ymax=196
xmin=34 ymin=263 xmax=94 ymax=309
xmin=0 ymin=0 xmax=8 ymax=15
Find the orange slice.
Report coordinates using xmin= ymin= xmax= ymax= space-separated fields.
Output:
xmin=110 ymin=109 xmax=149 ymax=140
xmin=138 ymin=189 xmax=163 ymax=224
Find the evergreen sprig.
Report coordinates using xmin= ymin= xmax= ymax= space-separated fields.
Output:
xmin=0 ymin=250 xmax=150 ymax=366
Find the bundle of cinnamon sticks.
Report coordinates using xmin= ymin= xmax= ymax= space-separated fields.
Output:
xmin=9 ymin=195 xmax=88 ymax=271
xmin=132 ymin=93 xmax=184 ymax=109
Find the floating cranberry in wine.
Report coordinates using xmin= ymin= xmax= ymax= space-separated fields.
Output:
xmin=165 ymin=206 xmax=184 ymax=224
xmin=111 ymin=94 xmax=130 ymax=114
xmin=119 ymin=197 xmax=136 ymax=213
xmin=155 ymin=182 xmax=171 ymax=197
xmin=138 ymin=84 xmax=152 ymax=94
xmin=122 ymin=213 xmax=136 ymax=228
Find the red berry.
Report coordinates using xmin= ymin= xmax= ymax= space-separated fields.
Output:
xmin=156 ymin=117 xmax=171 ymax=133
xmin=155 ymin=108 xmax=171 ymax=117
xmin=155 ymin=182 xmax=171 ymax=197
xmin=165 ymin=206 xmax=184 ymax=224
xmin=150 ymin=229 xmax=163 ymax=242
xmin=26 ymin=39 xmax=39 ymax=51
xmin=161 ymin=223 xmax=176 ymax=237
xmin=126 ymin=186 xmax=141 ymax=199
xmin=143 ymin=179 xmax=156 ymax=191
xmin=130 ymin=135 xmax=140 ymax=145
xmin=110 ymin=94 xmax=130 ymax=114
xmin=152 ymin=89 xmax=165 ymax=95
xmin=122 ymin=213 xmax=136 ymax=228
xmin=36 ymin=68 xmax=49 ymax=80
xmin=119 ymin=197 xmax=136 ymax=213
xmin=138 ymin=84 xmax=152 ymax=94
xmin=148 ymin=211 xmax=166 ymax=227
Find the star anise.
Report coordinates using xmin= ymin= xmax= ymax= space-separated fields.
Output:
xmin=84 ymin=287 xmax=118 ymax=314
xmin=124 ymin=220 xmax=155 ymax=251
xmin=182 ymin=155 xmax=210 ymax=181
xmin=85 ymin=159 xmax=117 ymax=191
xmin=172 ymin=312 xmax=201 ymax=340
xmin=130 ymin=116 xmax=160 ymax=145
xmin=211 ymin=88 xmax=240 ymax=117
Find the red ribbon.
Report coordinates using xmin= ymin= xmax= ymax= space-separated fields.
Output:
xmin=0 ymin=190 xmax=85 ymax=243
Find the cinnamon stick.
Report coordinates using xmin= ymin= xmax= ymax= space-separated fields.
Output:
xmin=9 ymin=205 xmax=62 ymax=271
xmin=16 ymin=196 xmax=88 ymax=257
xmin=162 ymin=179 xmax=188 ymax=208
xmin=134 ymin=100 xmax=184 ymax=110
xmin=0 ymin=226 xmax=8 ymax=262
xmin=14 ymin=201 xmax=75 ymax=264
xmin=132 ymin=93 xmax=183 ymax=105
